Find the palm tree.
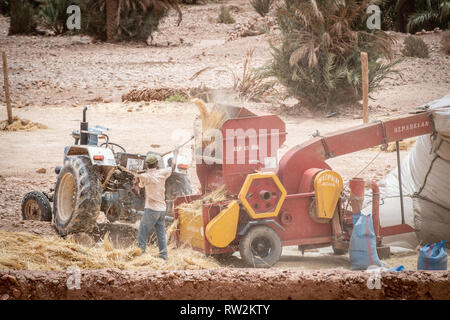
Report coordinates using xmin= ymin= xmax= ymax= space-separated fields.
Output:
xmin=82 ymin=0 xmax=182 ymax=42
xmin=395 ymin=0 xmax=450 ymax=33
xmin=106 ymin=0 xmax=120 ymax=42
xmin=269 ymin=0 xmax=397 ymax=108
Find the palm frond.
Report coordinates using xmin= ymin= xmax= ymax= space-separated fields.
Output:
xmin=407 ymin=10 xmax=440 ymax=33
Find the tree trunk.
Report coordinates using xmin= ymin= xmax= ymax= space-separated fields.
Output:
xmin=8 ymin=0 xmax=18 ymax=35
xmin=106 ymin=0 xmax=120 ymax=42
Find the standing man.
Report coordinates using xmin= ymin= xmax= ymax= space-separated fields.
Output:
xmin=136 ymin=150 xmax=177 ymax=261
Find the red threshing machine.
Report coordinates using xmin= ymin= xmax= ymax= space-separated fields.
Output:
xmin=174 ymin=105 xmax=433 ymax=267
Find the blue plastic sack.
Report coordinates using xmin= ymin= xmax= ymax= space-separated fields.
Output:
xmin=417 ymin=240 xmax=447 ymax=270
xmin=349 ymin=213 xmax=382 ymax=270
xmin=389 ymin=265 xmax=405 ymax=271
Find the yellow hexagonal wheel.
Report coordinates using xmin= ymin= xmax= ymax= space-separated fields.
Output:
xmin=238 ymin=172 xmax=287 ymax=219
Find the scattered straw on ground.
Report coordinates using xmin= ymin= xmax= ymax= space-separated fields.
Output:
xmin=0 ymin=229 xmax=220 ymax=271
xmin=0 ymin=117 xmax=48 ymax=132
xmin=372 ymin=138 xmax=417 ymax=152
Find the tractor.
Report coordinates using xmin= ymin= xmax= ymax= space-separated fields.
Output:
xmin=21 ymin=107 xmax=192 ymax=236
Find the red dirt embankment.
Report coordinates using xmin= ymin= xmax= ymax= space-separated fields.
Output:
xmin=1 ymin=269 xmax=449 ymax=300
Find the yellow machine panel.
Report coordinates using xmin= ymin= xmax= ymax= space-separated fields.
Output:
xmin=238 ymin=172 xmax=287 ymax=219
xmin=314 ymin=170 xmax=343 ymax=219
xmin=178 ymin=209 xmax=205 ymax=250
xmin=205 ymin=200 xmax=239 ymax=248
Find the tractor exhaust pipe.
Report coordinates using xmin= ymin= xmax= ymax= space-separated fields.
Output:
xmin=80 ymin=106 xmax=89 ymax=145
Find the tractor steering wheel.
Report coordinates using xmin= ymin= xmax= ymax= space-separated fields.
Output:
xmin=100 ymin=142 xmax=127 ymax=154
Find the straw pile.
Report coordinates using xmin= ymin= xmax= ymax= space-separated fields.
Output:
xmin=0 ymin=229 xmax=220 ymax=271
xmin=0 ymin=117 xmax=48 ymax=132
xmin=177 ymin=185 xmax=228 ymax=217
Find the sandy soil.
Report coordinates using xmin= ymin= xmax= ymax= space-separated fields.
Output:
xmin=0 ymin=0 xmax=449 ymax=272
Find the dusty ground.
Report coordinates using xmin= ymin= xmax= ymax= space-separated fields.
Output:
xmin=0 ymin=0 xmax=449 ymax=274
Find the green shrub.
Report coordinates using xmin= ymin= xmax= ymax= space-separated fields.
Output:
xmin=39 ymin=0 xmax=79 ymax=34
xmin=250 ymin=0 xmax=274 ymax=17
xmin=405 ymin=0 xmax=450 ymax=33
xmin=267 ymin=0 xmax=398 ymax=109
xmin=440 ymin=30 xmax=450 ymax=54
xmin=79 ymin=0 xmax=181 ymax=42
xmin=165 ymin=93 xmax=188 ymax=102
xmin=0 ymin=0 xmax=10 ymax=16
xmin=401 ymin=35 xmax=430 ymax=58
xmin=217 ymin=5 xmax=235 ymax=24
xmin=9 ymin=0 xmax=37 ymax=35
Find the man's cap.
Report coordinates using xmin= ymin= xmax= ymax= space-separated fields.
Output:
xmin=145 ymin=154 xmax=160 ymax=166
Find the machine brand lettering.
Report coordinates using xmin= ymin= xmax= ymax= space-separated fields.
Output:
xmin=393 ymin=120 xmax=429 ymax=133
xmin=318 ymin=174 xmax=339 ymax=184
xmin=225 ymin=128 xmax=280 ymax=165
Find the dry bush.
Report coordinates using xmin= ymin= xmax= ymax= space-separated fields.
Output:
xmin=401 ymin=35 xmax=430 ymax=58
xmin=250 ymin=0 xmax=274 ymax=17
xmin=441 ymin=30 xmax=450 ymax=54
xmin=231 ymin=48 xmax=276 ymax=102
xmin=217 ymin=5 xmax=235 ymax=24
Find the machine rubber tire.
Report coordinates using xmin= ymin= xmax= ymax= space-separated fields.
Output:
xmin=21 ymin=191 xmax=52 ymax=221
xmin=53 ymin=156 xmax=102 ymax=236
xmin=239 ymin=225 xmax=282 ymax=268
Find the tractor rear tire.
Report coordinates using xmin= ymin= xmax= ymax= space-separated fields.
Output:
xmin=239 ymin=225 xmax=282 ymax=268
xmin=21 ymin=191 xmax=52 ymax=221
xmin=53 ymin=156 xmax=102 ymax=236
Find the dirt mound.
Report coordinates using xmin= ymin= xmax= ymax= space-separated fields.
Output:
xmin=0 ymin=117 xmax=48 ymax=132
xmin=1 ymin=269 xmax=449 ymax=300
xmin=0 ymin=230 xmax=220 ymax=271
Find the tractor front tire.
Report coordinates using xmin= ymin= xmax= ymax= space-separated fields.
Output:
xmin=21 ymin=191 xmax=52 ymax=221
xmin=53 ymin=156 xmax=102 ymax=236
xmin=239 ymin=225 xmax=282 ymax=268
